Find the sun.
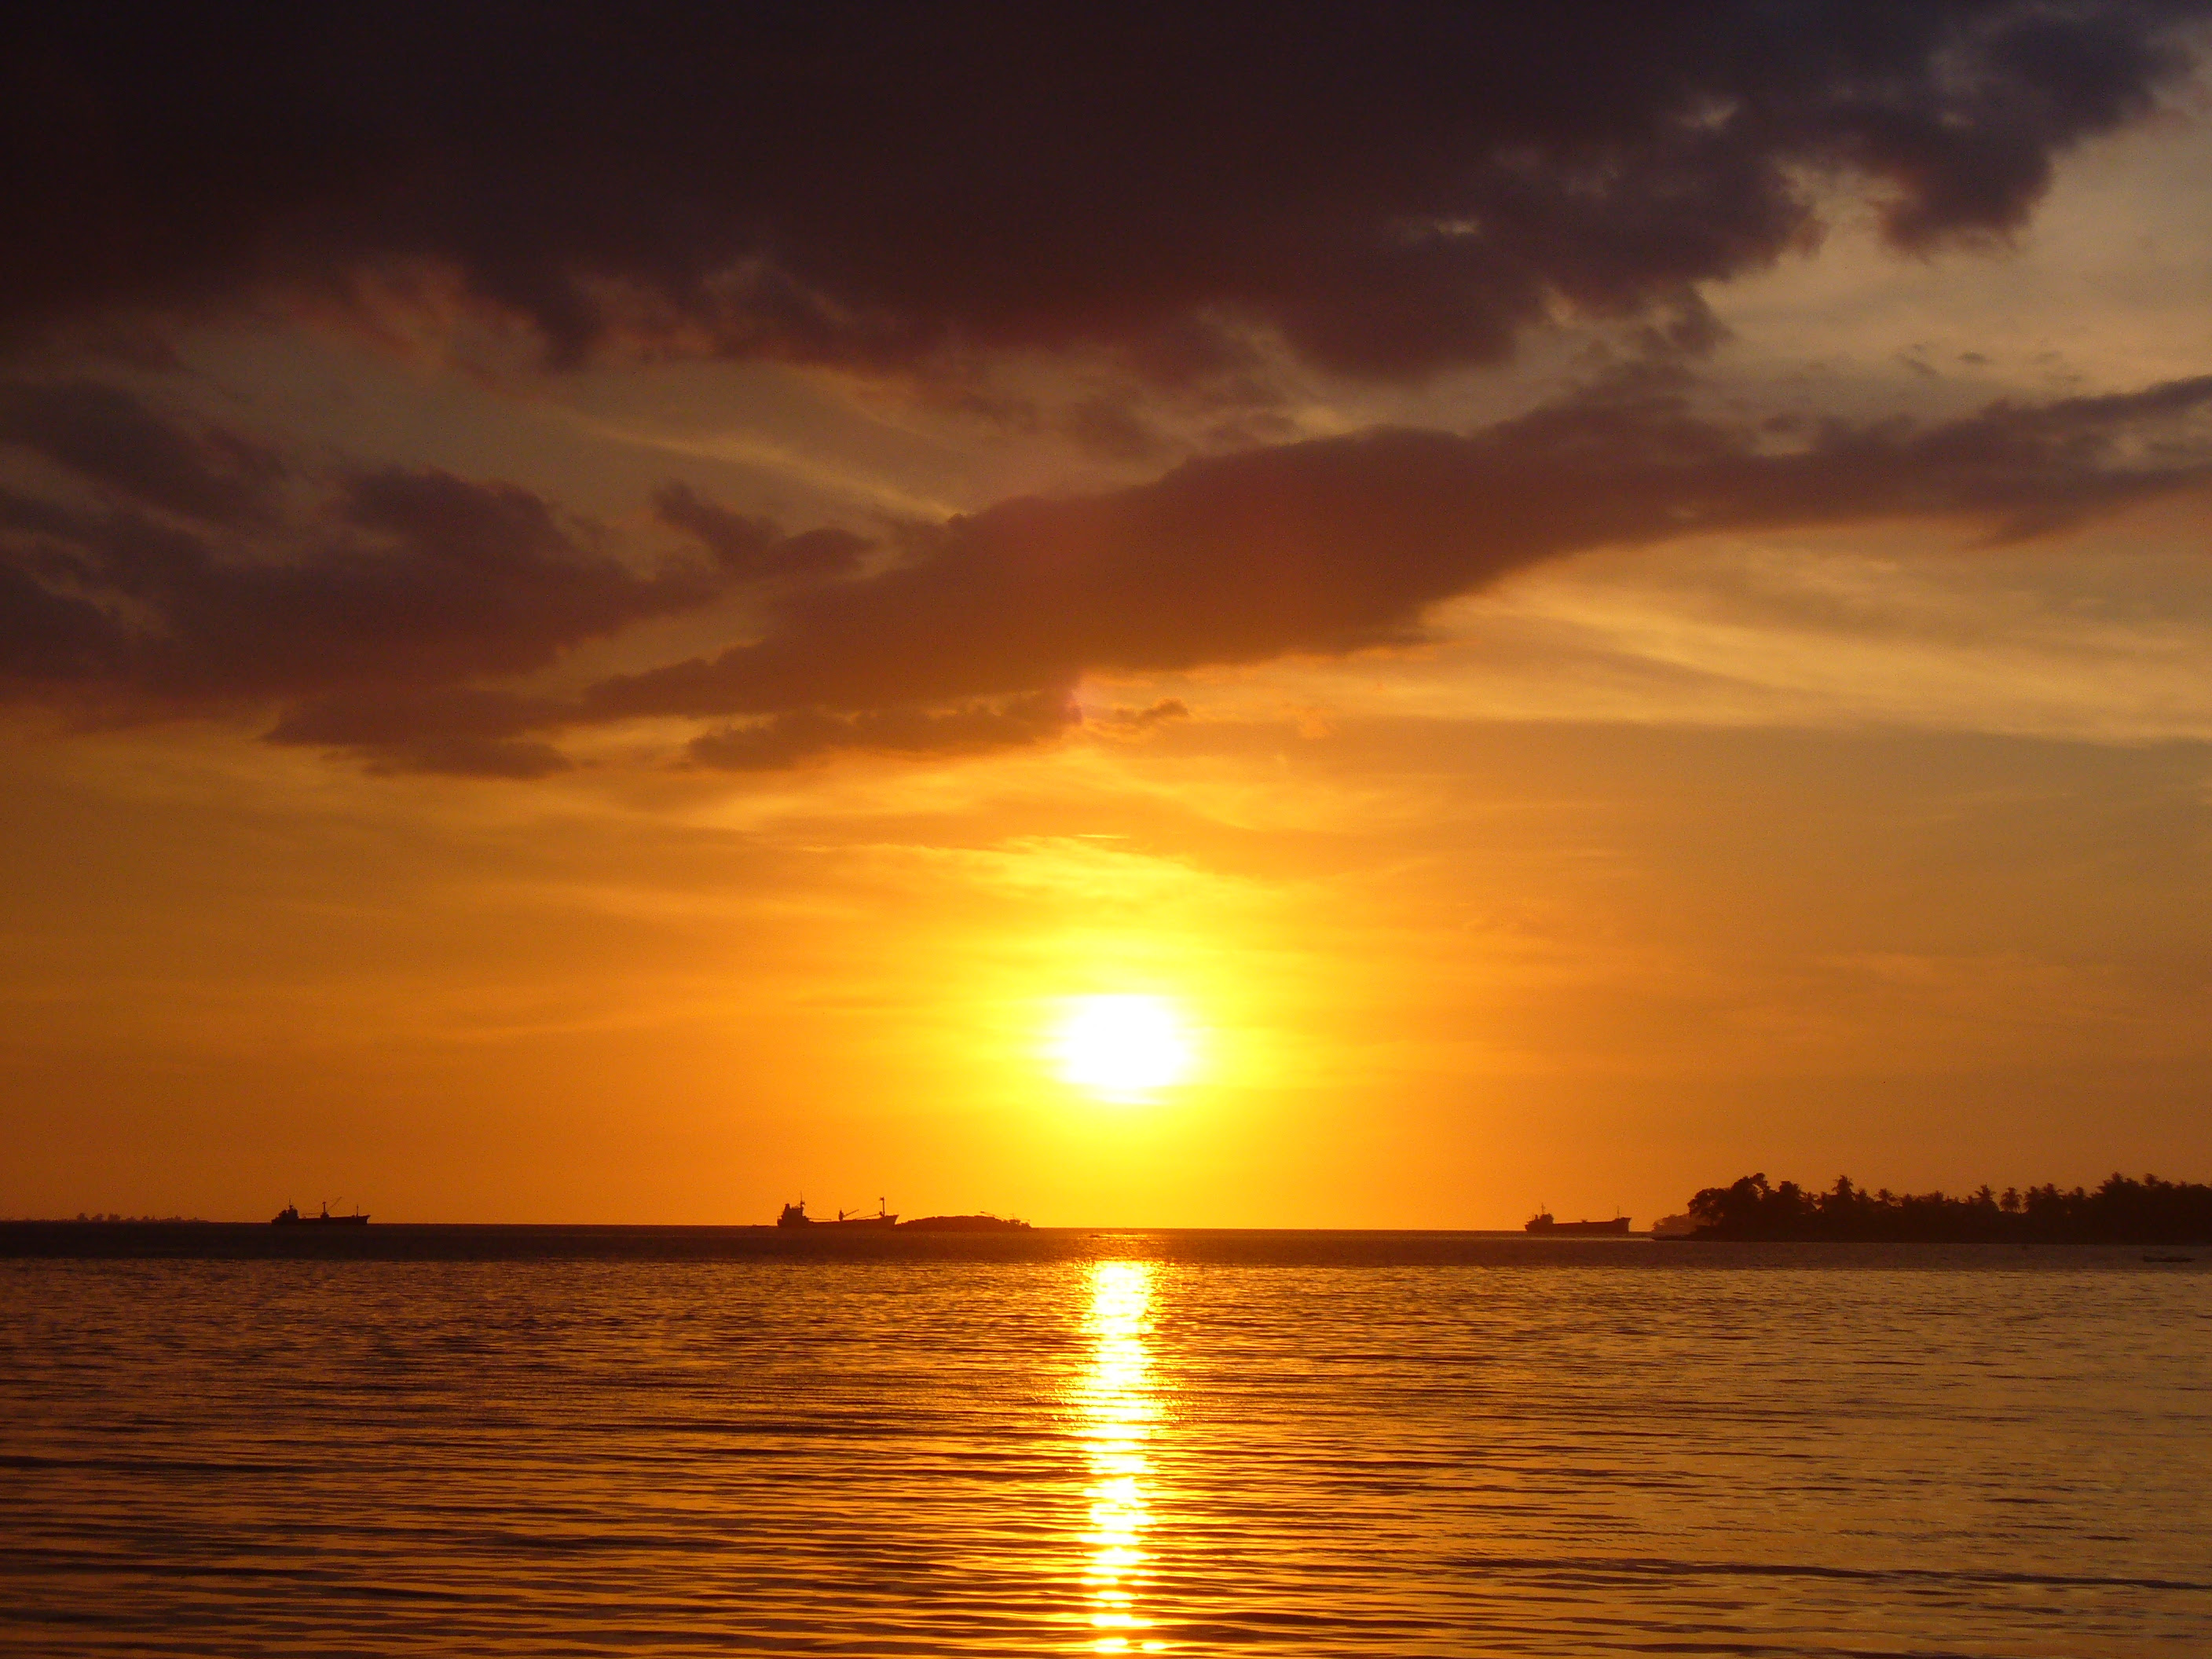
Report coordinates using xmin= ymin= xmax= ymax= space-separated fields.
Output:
xmin=1053 ymin=994 xmax=1195 ymax=1101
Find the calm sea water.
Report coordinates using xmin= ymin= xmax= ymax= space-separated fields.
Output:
xmin=2 ymin=1229 xmax=2207 ymax=1657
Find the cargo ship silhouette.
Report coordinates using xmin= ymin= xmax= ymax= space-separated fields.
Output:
xmin=775 ymin=1200 xmax=1030 ymax=1231
xmin=1525 ymin=1210 xmax=1631 ymax=1236
xmin=272 ymin=1201 xmax=368 ymax=1225
xmin=777 ymin=1199 xmax=897 ymax=1229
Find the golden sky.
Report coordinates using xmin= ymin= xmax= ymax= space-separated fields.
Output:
xmin=4 ymin=8 xmax=2210 ymax=1224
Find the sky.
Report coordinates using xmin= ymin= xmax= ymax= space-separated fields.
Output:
xmin=4 ymin=2 xmax=2211 ymax=1225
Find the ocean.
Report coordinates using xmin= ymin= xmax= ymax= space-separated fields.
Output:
xmin=2 ymin=1228 xmax=2206 ymax=1656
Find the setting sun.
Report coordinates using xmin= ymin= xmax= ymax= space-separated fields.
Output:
xmin=1053 ymin=996 xmax=1196 ymax=1101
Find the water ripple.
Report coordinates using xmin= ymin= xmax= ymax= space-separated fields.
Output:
xmin=2 ymin=1241 xmax=2207 ymax=1655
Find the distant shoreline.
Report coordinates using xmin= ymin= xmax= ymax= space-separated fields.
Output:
xmin=2 ymin=1219 xmax=2199 ymax=1267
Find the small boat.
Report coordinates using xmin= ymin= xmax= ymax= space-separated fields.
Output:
xmin=272 ymin=1201 xmax=368 ymax=1226
xmin=1525 ymin=1211 xmax=1631 ymax=1236
xmin=2142 ymin=1253 xmax=2195 ymax=1263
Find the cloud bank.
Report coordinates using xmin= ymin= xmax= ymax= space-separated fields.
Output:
xmin=6 ymin=4 xmax=2211 ymax=772
xmin=4 ymin=372 xmax=2210 ymax=771
xmin=5 ymin=2 xmax=2204 ymax=377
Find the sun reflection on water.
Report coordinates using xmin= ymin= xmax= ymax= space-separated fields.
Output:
xmin=1075 ymin=1260 xmax=1166 ymax=1654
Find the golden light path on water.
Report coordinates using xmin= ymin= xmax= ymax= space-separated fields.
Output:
xmin=1074 ymin=1260 xmax=1166 ymax=1654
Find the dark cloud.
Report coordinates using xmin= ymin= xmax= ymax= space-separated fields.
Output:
xmin=3 ymin=3 xmax=2201 ymax=378
xmin=0 ymin=553 xmax=127 ymax=680
xmin=262 ymin=687 xmax=567 ymax=778
xmin=686 ymin=690 xmax=1079 ymax=771
xmin=0 ymin=386 xmax=723 ymax=710
xmin=1059 ymin=400 xmax=1172 ymax=463
xmin=0 ymin=379 xmax=282 ymax=524
xmin=652 ymin=483 xmax=868 ymax=582
xmin=353 ymin=734 xmax=574 ymax=781
xmin=588 ymin=373 xmax=2212 ymax=722
xmin=6 ymin=373 xmax=2211 ymax=774
xmin=1100 ymin=701 xmax=1192 ymax=734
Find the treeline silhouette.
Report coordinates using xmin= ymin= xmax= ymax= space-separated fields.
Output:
xmin=1686 ymin=1173 xmax=2212 ymax=1243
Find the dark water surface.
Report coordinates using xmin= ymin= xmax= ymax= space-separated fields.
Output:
xmin=2 ymin=1229 xmax=2206 ymax=1656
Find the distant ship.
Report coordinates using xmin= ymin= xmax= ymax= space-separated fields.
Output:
xmin=1525 ymin=1211 xmax=1631 ymax=1235
xmin=775 ymin=1199 xmax=899 ymax=1229
xmin=899 ymin=1214 xmax=1032 ymax=1232
xmin=272 ymin=1201 xmax=368 ymax=1226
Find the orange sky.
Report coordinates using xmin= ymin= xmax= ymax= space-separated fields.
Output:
xmin=4 ymin=9 xmax=2210 ymax=1225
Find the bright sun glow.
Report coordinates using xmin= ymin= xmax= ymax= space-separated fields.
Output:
xmin=1054 ymin=995 xmax=1195 ymax=1101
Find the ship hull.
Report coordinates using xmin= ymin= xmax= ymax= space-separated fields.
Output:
xmin=1525 ymin=1217 xmax=1631 ymax=1235
xmin=775 ymin=1203 xmax=899 ymax=1228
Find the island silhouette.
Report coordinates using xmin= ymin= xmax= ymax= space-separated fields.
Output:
xmin=1678 ymin=1172 xmax=2211 ymax=1243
